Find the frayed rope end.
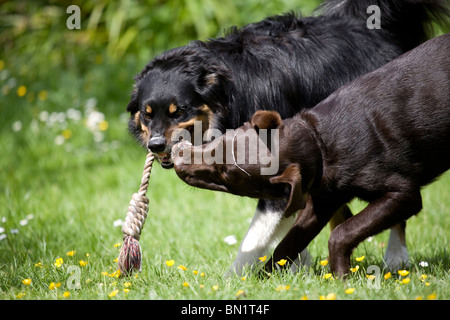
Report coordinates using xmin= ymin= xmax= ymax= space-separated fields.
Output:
xmin=118 ymin=236 xmax=142 ymax=276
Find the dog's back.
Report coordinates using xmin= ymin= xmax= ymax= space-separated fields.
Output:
xmin=313 ymin=33 xmax=450 ymax=191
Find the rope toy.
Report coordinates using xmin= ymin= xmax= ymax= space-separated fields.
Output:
xmin=117 ymin=151 xmax=154 ymax=276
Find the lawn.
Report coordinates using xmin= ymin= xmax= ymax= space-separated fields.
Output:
xmin=0 ymin=81 xmax=448 ymax=301
xmin=0 ymin=0 xmax=448 ymax=303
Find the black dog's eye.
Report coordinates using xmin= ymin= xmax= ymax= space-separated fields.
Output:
xmin=143 ymin=112 xmax=152 ymax=120
xmin=174 ymin=108 xmax=185 ymax=117
xmin=143 ymin=105 xmax=152 ymax=120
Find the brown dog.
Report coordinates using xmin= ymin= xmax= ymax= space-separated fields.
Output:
xmin=173 ymin=33 xmax=450 ymax=277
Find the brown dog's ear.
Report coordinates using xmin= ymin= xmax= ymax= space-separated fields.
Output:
xmin=269 ymin=164 xmax=305 ymax=217
xmin=250 ymin=110 xmax=282 ymax=131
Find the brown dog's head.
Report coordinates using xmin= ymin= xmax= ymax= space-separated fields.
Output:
xmin=173 ymin=110 xmax=313 ymax=216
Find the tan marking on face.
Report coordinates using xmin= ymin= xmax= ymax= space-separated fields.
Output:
xmin=134 ymin=111 xmax=141 ymax=126
xmin=205 ymin=73 xmax=218 ymax=86
xmin=164 ymin=104 xmax=214 ymax=145
xmin=145 ymin=105 xmax=152 ymax=114
xmin=134 ymin=111 xmax=150 ymax=145
xmin=169 ymin=103 xmax=177 ymax=114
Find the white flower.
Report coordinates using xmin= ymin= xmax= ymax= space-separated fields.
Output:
xmin=0 ymin=227 xmax=5 ymax=233
xmin=86 ymin=111 xmax=105 ymax=132
xmin=39 ymin=111 xmax=49 ymax=122
xmin=419 ymin=261 xmax=429 ymax=267
xmin=10 ymin=229 xmax=19 ymax=234
xmin=12 ymin=121 xmax=22 ymax=132
xmin=54 ymin=135 xmax=65 ymax=145
xmin=85 ymin=97 xmax=98 ymax=111
xmin=67 ymin=108 xmax=82 ymax=122
xmin=113 ymin=219 xmax=124 ymax=227
xmin=224 ymin=235 xmax=237 ymax=245
xmin=0 ymin=234 xmax=7 ymax=241
xmin=19 ymin=219 xmax=28 ymax=226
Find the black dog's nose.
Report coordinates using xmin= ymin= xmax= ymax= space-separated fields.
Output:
xmin=148 ymin=136 xmax=167 ymax=153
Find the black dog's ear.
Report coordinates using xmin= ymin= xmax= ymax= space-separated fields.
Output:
xmin=251 ymin=111 xmax=282 ymax=131
xmin=269 ymin=163 xmax=305 ymax=217
xmin=126 ymin=88 xmax=139 ymax=114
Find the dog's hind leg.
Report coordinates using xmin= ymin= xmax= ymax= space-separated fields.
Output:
xmin=226 ymin=199 xmax=310 ymax=277
xmin=330 ymin=205 xmax=410 ymax=271
xmin=329 ymin=189 xmax=422 ymax=278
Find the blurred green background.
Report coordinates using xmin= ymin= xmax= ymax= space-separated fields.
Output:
xmin=0 ymin=0 xmax=320 ymax=119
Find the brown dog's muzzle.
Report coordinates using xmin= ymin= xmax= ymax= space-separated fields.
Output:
xmin=172 ymin=111 xmax=308 ymax=217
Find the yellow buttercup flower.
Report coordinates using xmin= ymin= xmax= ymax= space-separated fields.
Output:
xmin=124 ymin=282 xmax=132 ymax=288
xmin=49 ymin=282 xmax=61 ymax=290
xmin=108 ymin=290 xmax=119 ymax=298
xmin=66 ymin=250 xmax=76 ymax=257
xmin=398 ymin=270 xmax=409 ymax=277
xmin=114 ymin=242 xmax=121 ymax=248
xmin=166 ymin=260 xmax=175 ymax=267
xmin=401 ymin=278 xmax=410 ymax=284
xmin=99 ymin=120 xmax=109 ymax=131
xmin=320 ymin=260 xmax=328 ymax=266
xmin=63 ymin=291 xmax=70 ymax=298
xmin=258 ymin=255 xmax=267 ymax=262
xmin=16 ymin=292 xmax=26 ymax=299
xmin=323 ymin=273 xmax=333 ymax=280
xmin=54 ymin=258 xmax=64 ymax=268
xmin=350 ymin=266 xmax=359 ymax=273
xmin=326 ymin=293 xmax=337 ymax=300
xmin=17 ymin=85 xmax=27 ymax=97
xmin=275 ymin=284 xmax=290 ymax=292
xmin=177 ymin=265 xmax=187 ymax=271
xmin=277 ymin=259 xmax=287 ymax=266
xmin=35 ymin=262 xmax=43 ymax=268
xmin=355 ymin=255 xmax=365 ymax=262
xmin=62 ymin=129 xmax=72 ymax=140
xmin=182 ymin=282 xmax=189 ymax=287
xmin=22 ymin=279 xmax=32 ymax=286
xmin=366 ymin=275 xmax=376 ymax=280
xmin=427 ymin=293 xmax=437 ymax=300
xmin=236 ymin=289 xmax=245 ymax=297
xmin=38 ymin=90 xmax=48 ymax=101
xmin=384 ymin=272 xmax=392 ymax=280
xmin=79 ymin=260 xmax=88 ymax=267
xmin=345 ymin=288 xmax=355 ymax=294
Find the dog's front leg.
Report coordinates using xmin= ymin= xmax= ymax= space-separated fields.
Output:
xmin=226 ymin=199 xmax=307 ymax=277
xmin=329 ymin=190 xmax=422 ymax=278
xmin=264 ymin=195 xmax=337 ymax=273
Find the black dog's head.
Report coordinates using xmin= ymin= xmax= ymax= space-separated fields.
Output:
xmin=127 ymin=46 xmax=229 ymax=168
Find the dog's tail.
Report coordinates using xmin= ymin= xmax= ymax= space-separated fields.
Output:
xmin=318 ymin=0 xmax=450 ymax=51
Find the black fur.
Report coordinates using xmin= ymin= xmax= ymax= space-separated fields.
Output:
xmin=127 ymin=0 xmax=448 ymax=154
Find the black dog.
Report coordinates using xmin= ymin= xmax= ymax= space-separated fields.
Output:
xmin=173 ymin=33 xmax=450 ymax=277
xmin=126 ymin=0 xmax=448 ymax=275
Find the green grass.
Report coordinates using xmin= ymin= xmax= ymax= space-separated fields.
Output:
xmin=0 ymin=79 xmax=449 ymax=301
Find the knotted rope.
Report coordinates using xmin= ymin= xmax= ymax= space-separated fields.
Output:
xmin=118 ymin=152 xmax=154 ymax=275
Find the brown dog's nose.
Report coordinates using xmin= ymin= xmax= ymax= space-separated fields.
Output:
xmin=148 ymin=136 xmax=166 ymax=153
